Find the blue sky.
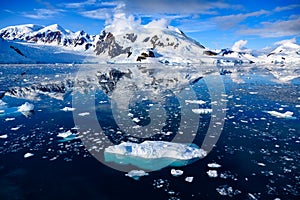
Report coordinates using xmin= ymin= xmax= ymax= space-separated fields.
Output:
xmin=1 ymin=0 xmax=300 ymax=50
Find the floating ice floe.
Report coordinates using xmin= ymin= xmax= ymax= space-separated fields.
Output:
xmin=11 ymin=126 xmax=21 ymax=131
xmin=264 ymin=110 xmax=296 ymax=119
xmin=207 ymin=163 xmax=222 ymax=168
xmin=57 ymin=130 xmax=73 ymax=138
xmin=192 ymin=108 xmax=212 ymax=114
xmin=185 ymin=100 xmax=206 ymax=105
xmin=0 ymin=100 xmax=7 ymax=106
xmin=57 ymin=130 xmax=77 ymax=142
xmin=125 ymin=170 xmax=149 ymax=180
xmin=17 ymin=102 xmax=34 ymax=112
xmin=5 ymin=118 xmax=15 ymax=121
xmin=78 ymin=112 xmax=90 ymax=116
xmin=207 ymin=170 xmax=218 ymax=178
xmin=0 ymin=102 xmax=34 ymax=117
xmin=185 ymin=176 xmax=194 ymax=183
xmin=0 ymin=134 xmax=8 ymax=139
xmin=171 ymin=169 xmax=184 ymax=177
xmin=24 ymin=153 xmax=34 ymax=158
xmin=104 ymin=141 xmax=207 ymax=170
xmin=216 ymin=185 xmax=241 ymax=197
xmin=60 ymin=107 xmax=76 ymax=112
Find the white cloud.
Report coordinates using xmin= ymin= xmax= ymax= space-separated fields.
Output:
xmin=239 ymin=16 xmax=300 ymax=37
xmin=212 ymin=10 xmax=269 ymax=29
xmin=121 ymin=0 xmax=233 ymax=15
xmin=80 ymin=8 xmax=113 ymax=20
xmin=274 ymin=38 xmax=297 ymax=45
xmin=144 ymin=19 xmax=170 ymax=29
xmin=274 ymin=4 xmax=300 ymax=12
xmin=64 ymin=0 xmax=97 ymax=8
xmin=22 ymin=8 xmax=64 ymax=19
xmin=232 ymin=40 xmax=248 ymax=51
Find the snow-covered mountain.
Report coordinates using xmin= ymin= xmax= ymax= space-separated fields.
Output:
xmin=0 ymin=23 xmax=212 ymax=64
xmin=0 ymin=24 xmax=95 ymax=51
xmin=1 ymin=23 xmax=300 ymax=64
xmin=258 ymin=40 xmax=300 ymax=64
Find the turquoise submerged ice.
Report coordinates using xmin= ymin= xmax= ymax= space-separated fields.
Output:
xmin=104 ymin=141 xmax=207 ymax=170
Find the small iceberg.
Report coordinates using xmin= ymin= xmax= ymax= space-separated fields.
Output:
xmin=104 ymin=141 xmax=206 ymax=170
xmin=0 ymin=134 xmax=8 ymax=139
xmin=57 ymin=130 xmax=77 ymax=142
xmin=171 ymin=169 xmax=184 ymax=177
xmin=192 ymin=108 xmax=212 ymax=114
xmin=264 ymin=110 xmax=296 ymax=119
xmin=207 ymin=163 xmax=222 ymax=168
xmin=18 ymin=102 xmax=34 ymax=112
xmin=24 ymin=153 xmax=34 ymax=158
xmin=125 ymin=170 xmax=149 ymax=180
xmin=60 ymin=107 xmax=76 ymax=112
xmin=0 ymin=102 xmax=34 ymax=117
xmin=18 ymin=102 xmax=34 ymax=117
xmin=185 ymin=176 xmax=194 ymax=183
xmin=185 ymin=100 xmax=206 ymax=105
xmin=0 ymin=100 xmax=7 ymax=106
xmin=207 ymin=170 xmax=218 ymax=178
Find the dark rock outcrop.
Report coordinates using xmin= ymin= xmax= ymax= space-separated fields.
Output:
xmin=94 ymin=31 xmax=131 ymax=58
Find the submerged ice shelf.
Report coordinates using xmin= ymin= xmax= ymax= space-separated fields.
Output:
xmin=104 ymin=141 xmax=207 ymax=170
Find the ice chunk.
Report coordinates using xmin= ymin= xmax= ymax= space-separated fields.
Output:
xmin=0 ymin=134 xmax=8 ymax=139
xmin=207 ymin=170 xmax=218 ymax=178
xmin=171 ymin=169 xmax=184 ymax=177
xmin=104 ymin=141 xmax=207 ymax=170
xmin=207 ymin=163 xmax=222 ymax=168
xmin=216 ymin=185 xmax=241 ymax=197
xmin=132 ymin=117 xmax=140 ymax=123
xmin=0 ymin=100 xmax=6 ymax=106
xmin=185 ymin=100 xmax=206 ymax=105
xmin=5 ymin=118 xmax=15 ymax=121
xmin=185 ymin=176 xmax=194 ymax=183
xmin=125 ymin=170 xmax=149 ymax=180
xmin=57 ymin=130 xmax=77 ymax=142
xmin=60 ymin=107 xmax=76 ymax=112
xmin=264 ymin=110 xmax=296 ymax=119
xmin=192 ymin=108 xmax=212 ymax=114
xmin=78 ymin=112 xmax=90 ymax=116
xmin=57 ymin=130 xmax=73 ymax=138
xmin=17 ymin=102 xmax=34 ymax=112
xmin=11 ymin=126 xmax=21 ymax=131
xmin=24 ymin=153 xmax=34 ymax=158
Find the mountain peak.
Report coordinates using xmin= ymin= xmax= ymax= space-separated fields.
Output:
xmin=38 ymin=24 xmax=70 ymax=34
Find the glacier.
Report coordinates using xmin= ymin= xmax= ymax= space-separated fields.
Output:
xmin=104 ymin=141 xmax=206 ymax=170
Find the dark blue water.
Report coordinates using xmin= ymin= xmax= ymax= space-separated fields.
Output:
xmin=0 ymin=64 xmax=299 ymax=200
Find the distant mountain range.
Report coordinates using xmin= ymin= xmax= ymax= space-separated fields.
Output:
xmin=0 ymin=24 xmax=299 ymax=64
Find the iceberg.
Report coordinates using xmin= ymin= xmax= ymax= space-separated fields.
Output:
xmin=104 ymin=141 xmax=206 ymax=170
xmin=185 ymin=176 xmax=194 ymax=183
xmin=207 ymin=170 xmax=218 ymax=178
xmin=207 ymin=163 xmax=222 ymax=168
xmin=171 ymin=169 xmax=184 ymax=177
xmin=264 ymin=110 xmax=296 ymax=119
xmin=60 ymin=107 xmax=76 ymax=112
xmin=57 ymin=130 xmax=77 ymax=142
xmin=192 ymin=108 xmax=212 ymax=114
xmin=0 ymin=100 xmax=6 ymax=106
xmin=0 ymin=134 xmax=8 ymax=139
xmin=24 ymin=153 xmax=34 ymax=158
xmin=17 ymin=102 xmax=34 ymax=112
xmin=125 ymin=170 xmax=149 ymax=180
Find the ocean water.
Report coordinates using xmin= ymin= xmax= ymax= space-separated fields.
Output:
xmin=0 ymin=64 xmax=299 ymax=200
